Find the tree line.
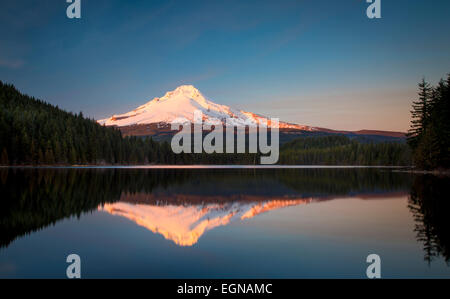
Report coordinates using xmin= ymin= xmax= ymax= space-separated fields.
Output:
xmin=1 ymin=80 xmax=413 ymax=166
xmin=279 ymin=135 xmax=411 ymax=166
xmin=407 ymin=74 xmax=450 ymax=170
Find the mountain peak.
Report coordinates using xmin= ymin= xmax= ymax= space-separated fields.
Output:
xmin=174 ymin=84 xmax=199 ymax=93
xmin=163 ymin=85 xmax=202 ymax=99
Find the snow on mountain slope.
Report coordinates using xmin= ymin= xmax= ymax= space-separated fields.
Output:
xmin=98 ymin=85 xmax=313 ymax=130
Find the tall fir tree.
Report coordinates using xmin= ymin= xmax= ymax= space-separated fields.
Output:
xmin=407 ymin=78 xmax=431 ymax=149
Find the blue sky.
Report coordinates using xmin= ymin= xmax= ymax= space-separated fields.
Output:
xmin=1 ymin=0 xmax=449 ymax=131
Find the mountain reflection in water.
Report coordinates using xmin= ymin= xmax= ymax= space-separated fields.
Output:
xmin=0 ymin=167 xmax=449 ymax=264
xmin=101 ymin=198 xmax=310 ymax=246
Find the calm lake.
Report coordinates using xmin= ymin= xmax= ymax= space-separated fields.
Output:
xmin=0 ymin=167 xmax=449 ymax=278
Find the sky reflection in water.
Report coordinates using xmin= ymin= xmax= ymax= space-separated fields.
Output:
xmin=0 ymin=168 xmax=449 ymax=278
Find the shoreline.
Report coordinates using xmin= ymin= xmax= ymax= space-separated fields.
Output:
xmin=1 ymin=164 xmax=411 ymax=169
xmin=2 ymin=165 xmax=448 ymax=175
xmin=392 ymin=168 xmax=450 ymax=176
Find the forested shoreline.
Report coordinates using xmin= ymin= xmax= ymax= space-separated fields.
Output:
xmin=279 ymin=135 xmax=411 ymax=166
xmin=1 ymin=80 xmax=413 ymax=166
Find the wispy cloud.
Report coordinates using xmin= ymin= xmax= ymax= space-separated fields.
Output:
xmin=0 ymin=58 xmax=25 ymax=69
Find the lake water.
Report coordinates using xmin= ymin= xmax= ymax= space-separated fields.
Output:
xmin=0 ymin=167 xmax=449 ymax=278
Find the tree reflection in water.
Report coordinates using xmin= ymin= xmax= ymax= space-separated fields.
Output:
xmin=408 ymin=174 xmax=450 ymax=264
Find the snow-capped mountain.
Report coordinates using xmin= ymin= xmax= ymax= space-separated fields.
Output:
xmin=98 ymin=85 xmax=312 ymax=130
xmin=97 ymin=84 xmax=406 ymax=139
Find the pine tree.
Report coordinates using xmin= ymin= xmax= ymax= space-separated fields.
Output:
xmin=45 ymin=148 xmax=55 ymax=165
xmin=407 ymin=78 xmax=431 ymax=149
xmin=413 ymin=123 xmax=440 ymax=169
xmin=1 ymin=148 xmax=8 ymax=165
xmin=433 ymin=75 xmax=450 ymax=167
xmin=38 ymin=149 xmax=44 ymax=164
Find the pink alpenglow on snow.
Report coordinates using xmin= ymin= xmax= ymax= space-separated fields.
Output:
xmin=98 ymin=85 xmax=313 ymax=130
